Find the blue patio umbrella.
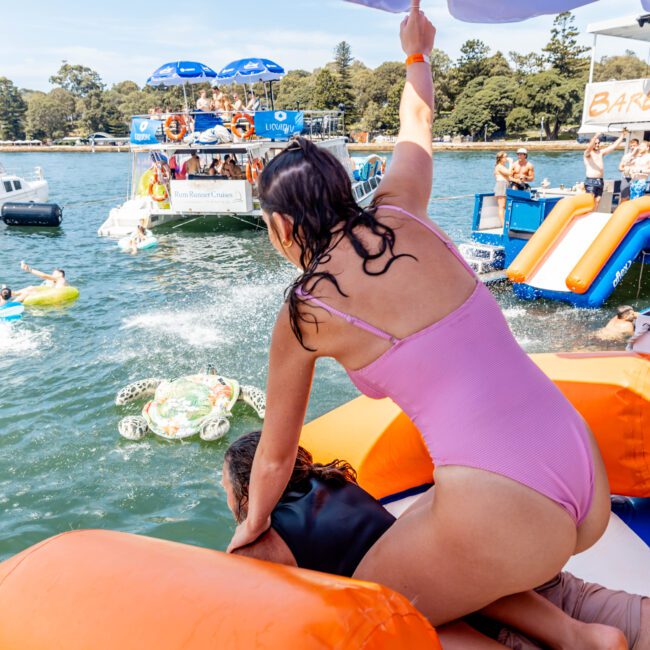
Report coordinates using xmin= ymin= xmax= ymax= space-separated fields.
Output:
xmin=215 ymin=58 xmax=285 ymax=85
xmin=147 ymin=61 xmax=218 ymax=109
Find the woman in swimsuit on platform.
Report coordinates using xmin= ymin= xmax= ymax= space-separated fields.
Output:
xmin=227 ymin=3 xmax=614 ymax=647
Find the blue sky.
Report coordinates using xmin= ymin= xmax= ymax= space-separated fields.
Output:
xmin=2 ymin=0 xmax=650 ymax=90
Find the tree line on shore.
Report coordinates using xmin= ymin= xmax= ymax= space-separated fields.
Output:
xmin=1 ymin=12 xmax=648 ymax=143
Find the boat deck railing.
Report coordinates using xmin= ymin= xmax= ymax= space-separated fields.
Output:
xmin=131 ymin=109 xmax=346 ymax=144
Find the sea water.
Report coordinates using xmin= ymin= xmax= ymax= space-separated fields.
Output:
xmin=0 ymin=151 xmax=646 ymax=560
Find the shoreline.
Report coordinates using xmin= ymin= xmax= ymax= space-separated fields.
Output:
xmin=0 ymin=141 xmax=586 ymax=154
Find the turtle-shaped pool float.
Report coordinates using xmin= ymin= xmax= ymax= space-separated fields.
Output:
xmin=115 ymin=367 xmax=265 ymax=441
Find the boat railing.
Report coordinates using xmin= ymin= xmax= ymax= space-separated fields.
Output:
xmin=130 ymin=109 xmax=346 ymax=145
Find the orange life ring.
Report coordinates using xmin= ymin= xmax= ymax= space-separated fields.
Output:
xmin=381 ymin=159 xmax=386 ymax=174
xmin=231 ymin=113 xmax=255 ymax=139
xmin=148 ymin=179 xmax=168 ymax=202
xmin=245 ymin=158 xmax=264 ymax=184
xmin=164 ymin=115 xmax=187 ymax=142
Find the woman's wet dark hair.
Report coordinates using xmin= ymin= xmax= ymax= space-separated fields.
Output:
xmin=1 ymin=287 xmax=11 ymax=300
xmin=224 ymin=430 xmax=357 ymax=523
xmin=258 ymin=136 xmax=414 ymax=349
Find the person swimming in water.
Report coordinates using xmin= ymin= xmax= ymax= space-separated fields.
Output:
xmin=0 ymin=287 xmax=14 ymax=305
xmin=12 ymin=262 xmax=68 ymax=302
xmin=596 ymin=305 xmax=637 ymax=341
xmin=226 ymin=3 xmax=613 ymax=646
xmin=127 ymin=224 xmax=148 ymax=255
xmin=223 ymin=432 xmax=646 ymax=650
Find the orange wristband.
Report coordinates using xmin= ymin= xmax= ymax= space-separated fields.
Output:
xmin=406 ymin=53 xmax=431 ymax=66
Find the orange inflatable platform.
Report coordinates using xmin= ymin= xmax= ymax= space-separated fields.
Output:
xmin=0 ymin=529 xmax=440 ymax=650
xmin=301 ymin=352 xmax=650 ymax=499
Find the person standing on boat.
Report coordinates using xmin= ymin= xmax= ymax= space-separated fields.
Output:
xmin=583 ymin=130 xmax=627 ymax=209
xmin=619 ymin=138 xmax=639 ymax=202
xmin=226 ymin=3 xmax=614 ymax=646
xmin=629 ymin=141 xmax=650 ymax=200
xmin=196 ymin=90 xmax=211 ymax=112
xmin=510 ymin=148 xmax=534 ymax=191
xmin=494 ymin=151 xmax=512 ymax=226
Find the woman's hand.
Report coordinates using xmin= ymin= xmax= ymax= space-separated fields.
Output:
xmin=227 ymin=516 xmax=271 ymax=553
xmin=21 ymin=262 xmax=30 ymax=273
xmin=400 ymin=1 xmax=435 ymax=57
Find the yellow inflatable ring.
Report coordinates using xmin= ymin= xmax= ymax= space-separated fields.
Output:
xmin=22 ymin=286 xmax=80 ymax=306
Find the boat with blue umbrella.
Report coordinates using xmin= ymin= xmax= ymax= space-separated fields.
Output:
xmin=98 ymin=59 xmax=385 ymax=237
xmin=146 ymin=60 xmax=218 ymax=110
xmin=214 ymin=57 xmax=285 ymax=110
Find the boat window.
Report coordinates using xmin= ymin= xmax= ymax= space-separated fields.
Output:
xmin=13 ymin=180 xmax=21 ymax=190
xmin=3 ymin=181 xmax=12 ymax=192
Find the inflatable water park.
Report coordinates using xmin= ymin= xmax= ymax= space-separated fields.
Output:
xmin=3 ymin=1 xmax=650 ymax=649
xmin=0 ymin=351 xmax=648 ymax=648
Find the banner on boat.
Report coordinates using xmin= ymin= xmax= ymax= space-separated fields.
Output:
xmin=581 ymin=79 xmax=650 ymax=133
xmin=169 ymin=179 xmax=253 ymax=213
xmin=254 ymin=111 xmax=303 ymax=140
xmin=130 ymin=118 xmax=162 ymax=145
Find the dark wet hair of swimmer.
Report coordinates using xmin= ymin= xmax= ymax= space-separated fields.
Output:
xmin=54 ymin=268 xmax=65 ymax=277
xmin=617 ymin=305 xmax=635 ymax=320
xmin=1 ymin=287 xmax=12 ymax=300
xmin=223 ymin=431 xmax=357 ymax=523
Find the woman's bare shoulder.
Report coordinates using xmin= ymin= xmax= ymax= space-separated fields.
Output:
xmin=232 ymin=527 xmax=297 ymax=567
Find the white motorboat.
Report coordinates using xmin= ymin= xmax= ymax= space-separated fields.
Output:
xmin=98 ymin=110 xmax=385 ymax=237
xmin=0 ymin=163 xmax=48 ymax=208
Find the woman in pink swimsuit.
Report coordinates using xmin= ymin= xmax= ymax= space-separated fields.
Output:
xmin=227 ymin=3 xmax=614 ymax=647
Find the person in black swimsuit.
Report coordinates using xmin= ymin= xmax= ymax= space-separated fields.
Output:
xmin=221 ymin=431 xmax=648 ymax=649
xmin=222 ymin=430 xmax=394 ymax=577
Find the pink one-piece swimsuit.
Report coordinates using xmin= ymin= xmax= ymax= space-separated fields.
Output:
xmin=299 ymin=205 xmax=595 ymax=524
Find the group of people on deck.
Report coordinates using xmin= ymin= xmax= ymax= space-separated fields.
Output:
xmin=195 ymin=88 xmax=259 ymax=114
xmin=493 ymin=148 xmax=535 ymax=224
xmin=212 ymin=4 xmax=648 ymax=649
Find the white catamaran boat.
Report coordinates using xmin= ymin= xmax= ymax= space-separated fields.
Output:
xmin=0 ymin=163 xmax=48 ymax=208
xmin=98 ymin=110 xmax=385 ymax=237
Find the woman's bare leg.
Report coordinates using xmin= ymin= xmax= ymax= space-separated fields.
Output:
xmin=437 ymin=621 xmax=508 ymax=649
xmin=354 ymin=466 xmax=579 ymax=625
xmin=482 ymin=590 xmax=626 ymax=650
xmin=497 ymin=196 xmax=506 ymax=226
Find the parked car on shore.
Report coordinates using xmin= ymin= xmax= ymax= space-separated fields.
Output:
xmin=87 ymin=132 xmax=129 ymax=146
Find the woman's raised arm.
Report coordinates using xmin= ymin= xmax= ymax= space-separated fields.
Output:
xmin=375 ymin=1 xmax=436 ymax=217
xmin=227 ymin=304 xmax=316 ymax=552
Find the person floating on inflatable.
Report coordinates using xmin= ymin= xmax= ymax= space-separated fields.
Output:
xmin=227 ymin=3 xmax=619 ymax=649
xmin=13 ymin=262 xmax=67 ymax=302
xmin=12 ymin=262 xmax=79 ymax=306
xmin=223 ymin=432 xmax=649 ymax=650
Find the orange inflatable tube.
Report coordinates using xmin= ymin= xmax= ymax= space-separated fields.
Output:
xmin=0 ymin=530 xmax=440 ymax=650
xmin=507 ymin=193 xmax=595 ymax=283
xmin=566 ymin=196 xmax=650 ymax=293
xmin=302 ymin=352 xmax=650 ymax=499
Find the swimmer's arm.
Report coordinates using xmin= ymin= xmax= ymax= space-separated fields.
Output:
xmin=374 ymin=5 xmax=434 ymax=217
xmin=25 ymin=266 xmax=55 ymax=282
xmin=228 ymin=305 xmax=315 ymax=552
xmin=232 ymin=528 xmax=298 ymax=567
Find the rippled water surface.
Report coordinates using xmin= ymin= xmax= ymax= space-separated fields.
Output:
xmin=1 ymin=150 xmax=647 ymax=560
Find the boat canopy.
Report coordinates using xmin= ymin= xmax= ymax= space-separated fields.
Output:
xmin=587 ymin=14 xmax=650 ymax=41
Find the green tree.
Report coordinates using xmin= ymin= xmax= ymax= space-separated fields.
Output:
xmin=81 ymin=89 xmax=125 ymax=134
xmin=0 ymin=77 xmax=27 ymax=140
xmin=333 ymin=41 xmax=356 ymax=121
xmin=484 ymin=51 xmax=512 ymax=78
xmin=311 ymin=68 xmax=344 ymax=110
xmin=508 ymin=51 xmax=547 ymax=81
xmin=49 ymin=61 xmax=104 ymax=97
xmin=595 ymin=52 xmax=650 ymax=81
xmin=506 ymin=106 xmax=535 ymax=134
xmin=25 ymin=89 xmax=76 ymax=140
xmin=276 ymin=70 xmax=315 ymax=109
xmin=543 ymin=12 xmax=589 ymax=78
xmin=456 ymin=39 xmax=491 ymax=86
xmin=515 ymin=70 xmax=583 ymax=139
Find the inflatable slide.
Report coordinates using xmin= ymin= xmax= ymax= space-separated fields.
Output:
xmin=507 ymin=194 xmax=650 ymax=307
